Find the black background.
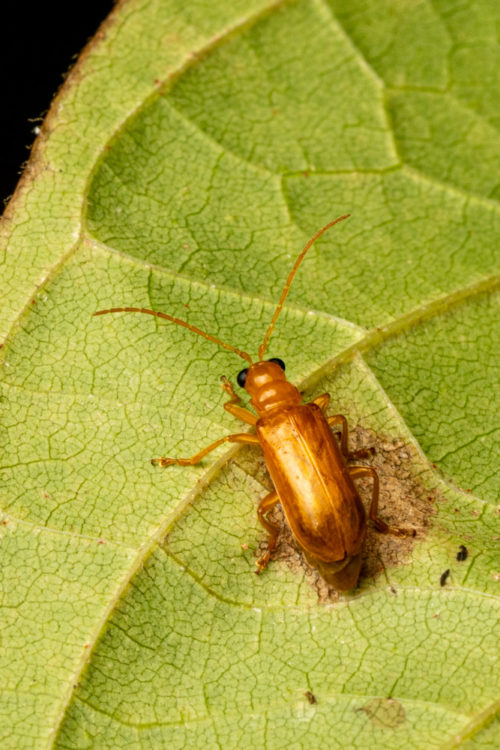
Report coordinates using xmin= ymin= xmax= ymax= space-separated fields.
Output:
xmin=1 ymin=3 xmax=114 ymax=209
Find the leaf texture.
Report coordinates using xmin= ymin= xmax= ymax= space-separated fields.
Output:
xmin=1 ymin=1 xmax=499 ymax=747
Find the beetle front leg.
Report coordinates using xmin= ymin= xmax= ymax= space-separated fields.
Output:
xmin=255 ymin=490 xmax=280 ymax=574
xmin=221 ymin=375 xmax=257 ymax=425
xmin=152 ymin=433 xmax=259 ymax=467
xmin=348 ymin=465 xmax=415 ymax=537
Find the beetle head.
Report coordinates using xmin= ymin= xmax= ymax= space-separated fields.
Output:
xmin=237 ymin=359 xmax=301 ymax=414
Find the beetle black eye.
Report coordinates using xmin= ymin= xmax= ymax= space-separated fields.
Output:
xmin=237 ymin=368 xmax=248 ymax=388
xmin=268 ymin=357 xmax=285 ymax=371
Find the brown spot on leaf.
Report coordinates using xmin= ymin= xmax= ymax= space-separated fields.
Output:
xmin=358 ymin=697 xmax=406 ymax=728
xmin=247 ymin=425 xmax=438 ymax=601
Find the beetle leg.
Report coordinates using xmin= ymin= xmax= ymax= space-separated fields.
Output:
xmin=221 ymin=374 xmax=241 ymax=403
xmin=152 ymin=433 xmax=259 ymax=467
xmin=327 ymin=415 xmax=376 ymax=461
xmin=221 ymin=375 xmax=257 ymax=425
xmin=311 ymin=393 xmax=330 ymax=413
xmin=348 ymin=465 xmax=415 ymax=537
xmin=255 ymin=490 xmax=280 ymax=574
xmin=326 ymin=414 xmax=350 ymax=457
xmin=315 ymin=397 xmax=366 ymax=458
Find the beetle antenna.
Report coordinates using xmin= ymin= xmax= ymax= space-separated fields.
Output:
xmin=93 ymin=307 xmax=253 ymax=364
xmin=257 ymin=214 xmax=350 ymax=360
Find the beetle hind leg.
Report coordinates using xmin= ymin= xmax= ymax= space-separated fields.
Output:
xmin=349 ymin=465 xmax=415 ymax=537
xmin=255 ymin=490 xmax=280 ymax=574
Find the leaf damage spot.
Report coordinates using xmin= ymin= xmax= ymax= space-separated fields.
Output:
xmin=357 ymin=697 xmax=406 ymax=729
xmin=253 ymin=425 xmax=439 ymax=601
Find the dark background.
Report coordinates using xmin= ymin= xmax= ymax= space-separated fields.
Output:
xmin=1 ymin=3 xmax=114 ymax=209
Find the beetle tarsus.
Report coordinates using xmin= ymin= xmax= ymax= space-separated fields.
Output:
xmin=373 ymin=518 xmax=415 ymax=537
xmin=255 ymin=553 xmax=271 ymax=574
xmin=151 ymin=456 xmax=177 ymax=467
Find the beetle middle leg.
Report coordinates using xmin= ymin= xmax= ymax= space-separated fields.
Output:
xmin=152 ymin=433 xmax=259 ymax=467
xmin=255 ymin=490 xmax=280 ymax=574
xmin=327 ymin=414 xmax=376 ymax=461
xmin=312 ymin=396 xmax=358 ymax=457
xmin=349 ymin=465 xmax=415 ymax=537
xmin=312 ymin=393 xmax=330 ymax=413
xmin=326 ymin=414 xmax=350 ymax=457
xmin=221 ymin=375 xmax=257 ymax=425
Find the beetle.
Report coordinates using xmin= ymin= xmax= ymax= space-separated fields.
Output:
xmin=94 ymin=215 xmax=410 ymax=591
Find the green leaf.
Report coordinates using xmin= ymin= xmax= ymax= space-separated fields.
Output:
xmin=1 ymin=1 xmax=499 ymax=748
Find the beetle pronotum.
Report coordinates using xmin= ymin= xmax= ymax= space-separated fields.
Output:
xmin=95 ymin=216 xmax=412 ymax=591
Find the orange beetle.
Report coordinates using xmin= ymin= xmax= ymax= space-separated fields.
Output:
xmin=95 ymin=216 xmax=408 ymax=591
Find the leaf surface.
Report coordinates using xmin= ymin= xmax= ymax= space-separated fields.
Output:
xmin=1 ymin=1 xmax=499 ymax=748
